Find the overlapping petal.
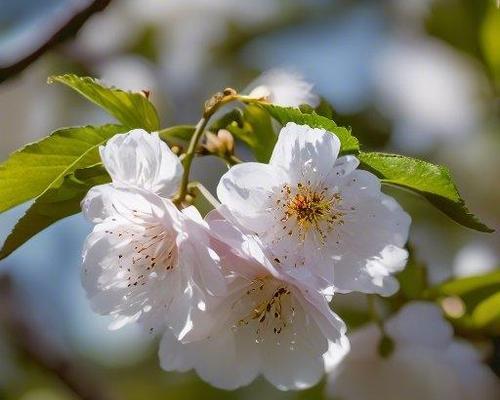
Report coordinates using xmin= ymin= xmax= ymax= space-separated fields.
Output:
xmin=217 ymin=122 xmax=411 ymax=294
xmin=159 ymin=214 xmax=348 ymax=390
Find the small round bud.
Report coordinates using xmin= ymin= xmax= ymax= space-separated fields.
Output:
xmin=170 ymin=145 xmax=181 ymax=155
xmin=204 ymin=129 xmax=235 ymax=157
xmin=204 ymin=131 xmax=221 ymax=154
xmin=217 ymin=129 xmax=235 ymax=154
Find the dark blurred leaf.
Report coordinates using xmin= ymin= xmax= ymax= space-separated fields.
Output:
xmin=49 ymin=74 xmax=160 ymax=131
xmin=259 ymin=103 xmax=359 ymax=154
xmin=480 ymin=3 xmax=500 ymax=85
xmin=158 ymin=125 xmax=196 ymax=142
xmin=129 ymin=25 xmax=160 ymax=62
xmin=426 ymin=0 xmax=488 ymax=61
xmin=0 ymin=124 xmax=124 ymax=214
xmin=210 ymin=108 xmax=245 ymax=131
xmin=314 ymin=97 xmax=334 ymax=119
xmin=226 ymin=104 xmax=276 ymax=162
xmin=0 ymin=165 xmax=110 ymax=259
xmin=358 ymin=152 xmax=494 ymax=233
xmin=396 ymin=246 xmax=428 ymax=300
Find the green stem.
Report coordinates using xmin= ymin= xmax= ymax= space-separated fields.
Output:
xmin=367 ymin=294 xmax=384 ymax=330
xmin=224 ymin=154 xmax=243 ymax=166
xmin=173 ymin=89 xmax=240 ymax=205
xmin=174 ymin=116 xmax=209 ymax=205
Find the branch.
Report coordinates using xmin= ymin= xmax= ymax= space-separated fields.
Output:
xmin=0 ymin=0 xmax=112 ymax=83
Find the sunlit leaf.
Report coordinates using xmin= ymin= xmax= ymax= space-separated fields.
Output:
xmin=431 ymin=271 xmax=500 ymax=330
xmin=49 ymin=74 xmax=161 ymax=131
xmin=0 ymin=124 xmax=124 ymax=214
xmin=472 ymin=292 xmax=500 ymax=327
xmin=258 ymin=103 xmax=359 ymax=154
xmin=358 ymin=152 xmax=493 ymax=233
xmin=226 ymin=104 xmax=276 ymax=162
xmin=0 ymin=165 xmax=110 ymax=259
xmin=438 ymin=271 xmax=500 ymax=296
xmin=158 ymin=125 xmax=195 ymax=141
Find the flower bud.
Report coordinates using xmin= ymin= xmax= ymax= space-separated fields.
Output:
xmin=204 ymin=129 xmax=235 ymax=157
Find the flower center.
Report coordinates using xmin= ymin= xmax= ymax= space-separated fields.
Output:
xmin=276 ymin=182 xmax=344 ymax=243
xmin=105 ymin=221 xmax=178 ymax=288
xmin=232 ymin=277 xmax=295 ymax=343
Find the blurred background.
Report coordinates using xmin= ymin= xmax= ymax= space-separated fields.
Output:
xmin=0 ymin=0 xmax=499 ymax=399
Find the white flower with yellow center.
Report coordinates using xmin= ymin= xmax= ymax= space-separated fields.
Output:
xmin=217 ymin=122 xmax=411 ymax=295
xmin=81 ymin=130 xmax=225 ymax=334
xmin=246 ymin=69 xmax=320 ymax=107
xmin=325 ymin=302 xmax=500 ymax=400
xmin=159 ymin=211 xmax=348 ymax=390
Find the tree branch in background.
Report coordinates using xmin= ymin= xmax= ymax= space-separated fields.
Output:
xmin=0 ymin=0 xmax=112 ymax=83
xmin=0 ymin=274 xmax=118 ymax=400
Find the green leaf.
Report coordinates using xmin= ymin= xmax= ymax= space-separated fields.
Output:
xmin=431 ymin=271 xmax=500 ymax=330
xmin=358 ymin=152 xmax=493 ymax=233
xmin=188 ymin=182 xmax=220 ymax=217
xmin=258 ymin=103 xmax=359 ymax=154
xmin=226 ymin=105 xmax=276 ymax=162
xmin=209 ymin=109 xmax=244 ymax=132
xmin=438 ymin=271 xmax=500 ymax=296
xmin=480 ymin=2 xmax=500 ymax=84
xmin=396 ymin=245 xmax=428 ymax=300
xmin=158 ymin=125 xmax=196 ymax=142
xmin=0 ymin=165 xmax=110 ymax=260
xmin=49 ymin=74 xmax=160 ymax=131
xmin=472 ymin=292 xmax=500 ymax=327
xmin=0 ymin=124 xmax=125 ymax=214
xmin=314 ymin=97 xmax=335 ymax=119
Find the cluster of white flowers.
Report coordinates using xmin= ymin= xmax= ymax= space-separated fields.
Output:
xmin=81 ymin=118 xmax=413 ymax=390
xmin=79 ymin=74 xmax=497 ymax=393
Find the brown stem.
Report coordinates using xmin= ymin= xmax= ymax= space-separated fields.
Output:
xmin=0 ymin=0 xmax=112 ymax=83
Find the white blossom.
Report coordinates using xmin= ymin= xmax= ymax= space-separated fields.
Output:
xmin=217 ymin=122 xmax=411 ymax=295
xmin=81 ymin=130 xmax=225 ymax=334
xmin=325 ymin=302 xmax=500 ymax=400
xmin=159 ymin=209 xmax=348 ymax=390
xmin=246 ymin=69 xmax=320 ymax=108
xmin=83 ymin=129 xmax=182 ymax=223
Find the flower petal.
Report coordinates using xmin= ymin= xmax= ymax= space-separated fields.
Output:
xmin=100 ymin=129 xmax=182 ymax=196
xmin=270 ymin=122 xmax=340 ymax=186
xmin=217 ymin=162 xmax=285 ymax=232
